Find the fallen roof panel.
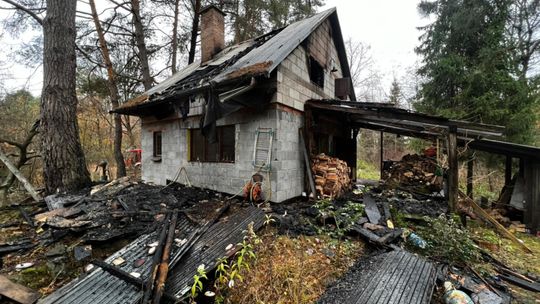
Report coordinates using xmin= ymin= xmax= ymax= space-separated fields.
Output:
xmin=39 ymin=216 xmax=198 ymax=304
xmin=317 ymin=250 xmax=436 ymax=304
xmin=166 ymin=206 xmax=266 ymax=297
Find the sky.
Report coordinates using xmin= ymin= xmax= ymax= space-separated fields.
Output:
xmin=322 ymin=0 xmax=426 ymax=93
xmin=0 ymin=0 xmax=427 ymax=98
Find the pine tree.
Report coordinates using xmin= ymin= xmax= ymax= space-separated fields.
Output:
xmin=415 ymin=0 xmax=537 ymax=143
xmin=388 ymin=78 xmax=402 ymax=107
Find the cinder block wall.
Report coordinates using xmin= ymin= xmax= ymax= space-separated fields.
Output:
xmin=140 ymin=106 xmax=304 ymax=202
xmin=139 ymin=19 xmax=343 ymax=202
xmin=274 ymin=19 xmax=344 ymax=112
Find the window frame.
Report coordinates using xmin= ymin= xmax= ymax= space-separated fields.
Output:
xmin=152 ymin=131 xmax=162 ymax=161
xmin=309 ymin=56 xmax=325 ymax=89
xmin=189 ymin=125 xmax=235 ymax=163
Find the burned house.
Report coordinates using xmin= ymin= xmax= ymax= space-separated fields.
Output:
xmin=114 ymin=6 xmax=356 ymax=202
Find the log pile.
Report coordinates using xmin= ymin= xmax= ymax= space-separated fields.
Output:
xmin=311 ymin=154 xmax=351 ymax=198
xmin=382 ymin=154 xmax=443 ymax=192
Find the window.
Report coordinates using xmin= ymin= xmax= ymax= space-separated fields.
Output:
xmin=153 ymin=131 xmax=162 ymax=160
xmin=190 ymin=126 xmax=235 ymax=162
xmin=309 ymin=56 xmax=325 ymax=88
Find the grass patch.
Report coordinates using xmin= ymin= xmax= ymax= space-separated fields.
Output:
xmin=357 ymin=159 xmax=380 ymax=180
xmin=470 ymin=225 xmax=540 ymax=275
xmin=226 ymin=229 xmax=365 ymax=304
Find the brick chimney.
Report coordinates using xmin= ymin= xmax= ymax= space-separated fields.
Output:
xmin=200 ymin=5 xmax=225 ymax=64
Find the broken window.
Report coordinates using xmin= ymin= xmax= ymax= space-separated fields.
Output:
xmin=189 ymin=125 xmax=235 ymax=162
xmin=153 ymin=131 xmax=162 ymax=159
xmin=309 ymin=56 xmax=325 ymax=88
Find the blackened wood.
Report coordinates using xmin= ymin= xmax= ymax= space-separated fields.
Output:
xmin=299 ymin=128 xmax=316 ymax=197
xmin=41 ymin=0 xmax=91 ymax=193
xmin=377 ymin=229 xmax=402 ymax=244
xmin=152 ymin=211 xmax=178 ymax=304
xmin=18 ymin=206 xmax=34 ymax=227
xmin=447 ymin=125 xmax=458 ymax=212
xmin=499 ymin=274 xmax=540 ymax=292
xmin=505 ymin=156 xmax=512 ymax=186
xmin=142 ymin=213 xmax=171 ymax=304
xmin=364 ymin=195 xmax=381 ymax=224
xmin=91 ymin=259 xmax=144 ymax=288
xmin=91 ymin=260 xmax=178 ymax=302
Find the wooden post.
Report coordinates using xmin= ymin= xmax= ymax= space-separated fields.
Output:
xmin=379 ymin=131 xmax=384 ymax=179
xmin=447 ymin=125 xmax=458 ymax=212
xmin=466 ymin=153 xmax=474 ymax=199
xmin=299 ymin=128 xmax=316 ymax=198
xmin=505 ymin=156 xmax=512 ymax=186
xmin=0 ymin=149 xmax=41 ymax=202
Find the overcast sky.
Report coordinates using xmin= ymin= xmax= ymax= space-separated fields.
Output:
xmin=323 ymin=0 xmax=425 ymax=92
xmin=1 ymin=0 xmax=426 ymax=98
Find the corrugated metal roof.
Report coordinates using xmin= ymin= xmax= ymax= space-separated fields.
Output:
xmin=114 ymin=8 xmax=343 ymax=114
xmin=212 ymin=8 xmax=336 ymax=83
xmin=39 ymin=206 xmax=265 ymax=304
xmin=39 ymin=215 xmax=198 ymax=304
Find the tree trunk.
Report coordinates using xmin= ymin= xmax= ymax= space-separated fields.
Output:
xmin=171 ymin=0 xmax=180 ymax=72
xmin=40 ymin=0 xmax=91 ymax=193
xmin=89 ymin=0 xmax=126 ymax=178
xmin=130 ymin=0 xmax=153 ymax=90
xmin=188 ymin=0 xmax=201 ymax=64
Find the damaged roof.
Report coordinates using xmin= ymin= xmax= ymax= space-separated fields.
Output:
xmin=114 ymin=7 xmax=352 ymax=115
xmin=305 ymin=99 xmax=506 ymax=140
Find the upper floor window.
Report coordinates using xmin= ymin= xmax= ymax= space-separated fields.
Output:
xmin=309 ymin=56 xmax=325 ymax=88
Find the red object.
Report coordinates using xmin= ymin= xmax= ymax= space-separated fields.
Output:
xmin=125 ymin=149 xmax=142 ymax=167
xmin=424 ymin=146 xmax=437 ymax=157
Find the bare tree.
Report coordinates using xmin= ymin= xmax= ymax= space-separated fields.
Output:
xmin=89 ymin=0 xmax=126 ymax=177
xmin=345 ymin=37 xmax=385 ymax=102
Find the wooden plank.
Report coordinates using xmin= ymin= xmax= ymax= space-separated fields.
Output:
xmin=353 ymin=251 xmax=407 ymax=303
xmin=499 ymin=274 xmax=540 ymax=292
xmin=385 ymin=253 xmax=423 ymax=304
xmin=299 ymin=128 xmax=316 ymax=197
xmin=447 ymin=125 xmax=458 ymax=212
xmin=0 ymin=274 xmax=40 ymax=304
xmin=366 ymin=251 xmax=415 ymax=304
xmin=459 ymin=190 xmax=532 ymax=253
xmin=364 ymin=195 xmax=381 ymax=224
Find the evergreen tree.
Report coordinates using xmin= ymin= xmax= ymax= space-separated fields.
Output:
xmin=388 ymin=78 xmax=402 ymax=107
xmin=415 ymin=0 xmax=537 ymax=143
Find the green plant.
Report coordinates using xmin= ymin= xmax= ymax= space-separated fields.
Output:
xmin=190 ymin=264 xmax=208 ymax=302
xmin=264 ymin=214 xmax=275 ymax=226
xmin=414 ymin=215 xmax=480 ymax=266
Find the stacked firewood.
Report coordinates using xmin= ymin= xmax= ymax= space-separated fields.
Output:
xmin=382 ymin=154 xmax=443 ymax=191
xmin=311 ymin=154 xmax=351 ymax=198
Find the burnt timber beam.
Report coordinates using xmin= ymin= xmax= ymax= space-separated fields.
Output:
xmin=352 ymin=121 xmax=439 ymax=140
xmin=505 ymin=156 xmax=512 ymax=186
xmin=379 ymin=131 xmax=384 ymax=179
xmin=447 ymin=125 xmax=458 ymax=212
xmin=307 ymin=101 xmax=504 ymax=134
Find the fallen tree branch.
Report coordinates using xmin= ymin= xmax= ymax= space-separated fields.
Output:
xmin=0 ymin=148 xmax=42 ymax=202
